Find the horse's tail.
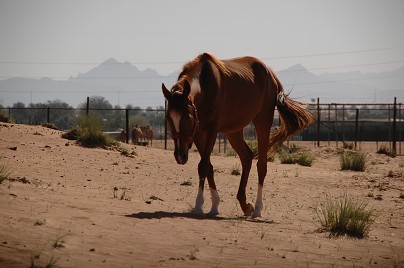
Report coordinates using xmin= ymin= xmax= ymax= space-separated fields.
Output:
xmin=267 ymin=69 xmax=315 ymax=155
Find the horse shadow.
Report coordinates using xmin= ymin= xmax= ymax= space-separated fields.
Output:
xmin=125 ymin=211 xmax=275 ymax=224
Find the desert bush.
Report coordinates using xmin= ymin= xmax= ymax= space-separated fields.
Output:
xmin=0 ymin=110 xmax=11 ymax=123
xmin=278 ymin=149 xmax=315 ymax=167
xmin=315 ymin=193 xmax=375 ymax=238
xmin=279 ymin=149 xmax=295 ymax=164
xmin=76 ymin=114 xmax=116 ymax=148
xmin=339 ymin=151 xmax=367 ymax=171
xmin=297 ymin=152 xmax=315 ymax=167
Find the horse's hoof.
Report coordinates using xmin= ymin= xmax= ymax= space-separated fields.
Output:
xmin=192 ymin=207 xmax=204 ymax=214
xmin=243 ymin=203 xmax=255 ymax=216
xmin=251 ymin=209 xmax=262 ymax=218
xmin=207 ymin=208 xmax=219 ymax=216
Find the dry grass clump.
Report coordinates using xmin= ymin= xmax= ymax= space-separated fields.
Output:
xmin=0 ymin=156 xmax=12 ymax=184
xmin=315 ymin=193 xmax=375 ymax=238
xmin=77 ymin=115 xmax=116 ymax=148
xmin=62 ymin=114 xmax=118 ymax=148
xmin=297 ymin=152 xmax=316 ymax=167
xmin=278 ymin=148 xmax=315 ymax=167
xmin=339 ymin=151 xmax=367 ymax=171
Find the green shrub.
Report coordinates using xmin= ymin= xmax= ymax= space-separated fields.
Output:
xmin=339 ymin=151 xmax=367 ymax=172
xmin=279 ymin=149 xmax=295 ymax=164
xmin=279 ymin=149 xmax=315 ymax=167
xmin=0 ymin=110 xmax=11 ymax=123
xmin=315 ymin=193 xmax=375 ymax=238
xmin=297 ymin=152 xmax=315 ymax=167
xmin=76 ymin=114 xmax=116 ymax=148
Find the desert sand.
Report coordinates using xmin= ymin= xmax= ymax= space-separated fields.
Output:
xmin=0 ymin=123 xmax=403 ymax=267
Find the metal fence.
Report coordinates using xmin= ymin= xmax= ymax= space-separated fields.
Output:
xmin=2 ymin=98 xmax=403 ymax=155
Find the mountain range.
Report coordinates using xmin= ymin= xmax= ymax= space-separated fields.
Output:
xmin=0 ymin=58 xmax=403 ymax=108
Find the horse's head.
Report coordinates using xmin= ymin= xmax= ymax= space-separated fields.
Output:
xmin=162 ymin=80 xmax=198 ymax=165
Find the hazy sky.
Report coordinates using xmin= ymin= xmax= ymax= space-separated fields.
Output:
xmin=0 ymin=0 xmax=404 ymax=80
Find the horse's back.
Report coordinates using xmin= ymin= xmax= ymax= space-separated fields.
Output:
xmin=214 ymin=57 xmax=277 ymax=132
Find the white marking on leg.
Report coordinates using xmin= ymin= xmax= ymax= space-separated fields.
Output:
xmin=208 ymin=188 xmax=220 ymax=215
xmin=193 ymin=187 xmax=204 ymax=214
xmin=169 ymin=111 xmax=181 ymax=133
xmin=190 ymin=77 xmax=201 ymax=95
xmin=252 ymin=184 xmax=263 ymax=218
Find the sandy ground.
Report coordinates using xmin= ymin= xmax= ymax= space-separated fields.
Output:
xmin=0 ymin=123 xmax=403 ymax=268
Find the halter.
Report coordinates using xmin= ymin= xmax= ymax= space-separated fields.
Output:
xmin=171 ymin=98 xmax=199 ymax=148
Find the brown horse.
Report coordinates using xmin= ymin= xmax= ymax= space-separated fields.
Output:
xmin=162 ymin=52 xmax=314 ymax=218
xmin=140 ymin=125 xmax=153 ymax=147
xmin=117 ymin=129 xmax=126 ymax=143
xmin=131 ymin=125 xmax=143 ymax=145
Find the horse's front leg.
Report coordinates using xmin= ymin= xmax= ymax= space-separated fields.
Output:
xmin=193 ymin=132 xmax=220 ymax=215
xmin=196 ymin=159 xmax=220 ymax=215
xmin=193 ymin=176 xmax=205 ymax=214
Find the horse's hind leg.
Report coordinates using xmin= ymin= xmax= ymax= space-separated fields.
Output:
xmin=251 ymin=115 xmax=273 ymax=218
xmin=227 ymin=131 xmax=254 ymax=216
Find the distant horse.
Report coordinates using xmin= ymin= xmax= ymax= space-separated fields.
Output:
xmin=117 ymin=129 xmax=126 ymax=143
xmin=162 ymin=52 xmax=314 ymax=218
xmin=131 ymin=125 xmax=143 ymax=145
xmin=140 ymin=125 xmax=153 ymax=147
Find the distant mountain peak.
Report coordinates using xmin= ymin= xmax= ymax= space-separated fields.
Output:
xmin=284 ymin=64 xmax=307 ymax=72
xmin=102 ymin=57 xmax=119 ymax=64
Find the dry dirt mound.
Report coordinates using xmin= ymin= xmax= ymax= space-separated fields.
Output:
xmin=0 ymin=123 xmax=403 ymax=267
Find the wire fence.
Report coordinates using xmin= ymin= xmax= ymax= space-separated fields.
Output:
xmin=2 ymin=98 xmax=403 ymax=155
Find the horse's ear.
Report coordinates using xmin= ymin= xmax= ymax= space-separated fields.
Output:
xmin=162 ymin=83 xmax=171 ymax=100
xmin=183 ymin=80 xmax=191 ymax=98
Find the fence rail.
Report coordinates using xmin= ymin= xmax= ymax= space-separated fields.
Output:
xmin=2 ymin=97 xmax=403 ymax=155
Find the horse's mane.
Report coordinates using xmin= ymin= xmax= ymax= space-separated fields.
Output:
xmin=174 ymin=52 xmax=257 ymax=93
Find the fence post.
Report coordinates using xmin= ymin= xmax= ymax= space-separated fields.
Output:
xmin=354 ymin=109 xmax=359 ymax=150
xmin=47 ymin=107 xmax=50 ymax=124
xmin=400 ymin=103 xmax=402 ymax=156
xmin=327 ymin=104 xmax=330 ymax=146
xmin=86 ymin=97 xmax=90 ymax=116
xmin=335 ymin=104 xmax=338 ymax=147
xmin=125 ymin=109 xmax=129 ymax=144
xmin=317 ymin=98 xmax=320 ymax=147
xmin=164 ymin=100 xmax=167 ymax=150
xmin=392 ymin=97 xmax=397 ymax=156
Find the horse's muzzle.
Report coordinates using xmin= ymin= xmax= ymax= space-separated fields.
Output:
xmin=174 ymin=150 xmax=188 ymax=165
